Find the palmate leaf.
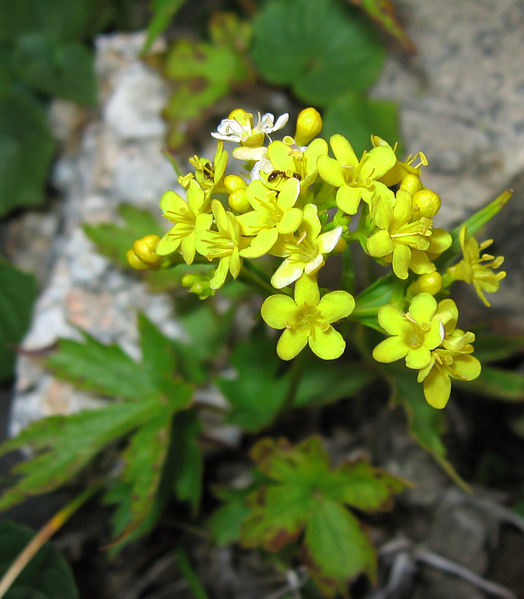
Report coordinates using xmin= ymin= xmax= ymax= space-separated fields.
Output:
xmin=251 ymin=0 xmax=384 ymax=106
xmin=238 ymin=437 xmax=407 ymax=596
xmin=0 ymin=314 xmax=194 ymax=534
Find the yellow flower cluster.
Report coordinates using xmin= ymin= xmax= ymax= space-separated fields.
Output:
xmin=128 ymin=107 xmax=507 ymax=409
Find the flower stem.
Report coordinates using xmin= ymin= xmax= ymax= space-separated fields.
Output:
xmin=276 ymin=351 xmax=305 ymax=420
xmin=0 ymin=483 xmax=102 ymax=599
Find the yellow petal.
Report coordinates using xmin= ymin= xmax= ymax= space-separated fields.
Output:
xmin=405 ymin=346 xmax=431 ymax=370
xmin=409 ymin=292 xmax=437 ymax=324
xmin=330 ymin=134 xmax=358 ymax=168
xmin=423 ymin=367 xmax=451 ymax=409
xmin=336 ymin=185 xmax=361 ymax=215
xmin=372 ymin=337 xmax=409 ymax=363
xmin=277 ymin=327 xmax=309 ymax=360
xmin=392 ymin=244 xmax=411 ymax=279
xmin=451 ymin=355 xmax=481 ymax=382
xmin=240 ymin=228 xmax=278 ymax=259
xmin=261 ymin=294 xmax=297 ymax=329
xmin=377 ymin=304 xmax=405 ymax=335
xmin=271 ymin=259 xmax=304 ymax=289
xmin=309 ymin=325 xmax=346 ymax=360
xmin=318 ymin=290 xmax=355 ymax=322
xmin=278 ymin=207 xmax=303 ymax=235
xmin=367 ymin=230 xmax=394 ymax=258
xmin=318 ymin=155 xmax=347 ymax=187
xmin=294 ymin=274 xmax=320 ymax=306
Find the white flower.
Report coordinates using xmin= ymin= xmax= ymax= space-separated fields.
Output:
xmin=211 ymin=111 xmax=289 ymax=146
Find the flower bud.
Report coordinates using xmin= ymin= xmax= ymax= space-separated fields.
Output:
xmin=416 ymin=272 xmax=442 ymax=295
xmin=228 ymin=189 xmax=251 ymax=213
xmin=294 ymin=107 xmax=322 ymax=146
xmin=224 ymin=174 xmax=247 ymax=193
xmin=413 ymin=189 xmax=441 ymax=218
xmin=126 ymin=249 xmax=149 ymax=270
xmin=400 ymin=174 xmax=422 ymax=195
xmin=132 ymin=234 xmax=161 ymax=265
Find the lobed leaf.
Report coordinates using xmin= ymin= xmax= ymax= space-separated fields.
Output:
xmin=251 ymin=0 xmax=384 ymax=105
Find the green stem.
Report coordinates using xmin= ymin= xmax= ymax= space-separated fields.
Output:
xmin=341 ymin=244 xmax=355 ymax=293
xmin=240 ymin=261 xmax=291 ymax=296
xmin=175 ymin=548 xmax=210 ymax=599
xmin=0 ymin=483 xmax=102 ymax=599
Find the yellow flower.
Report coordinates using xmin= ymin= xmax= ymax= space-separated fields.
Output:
xmin=270 ymin=203 xmax=342 ymax=289
xmin=261 ymin=274 xmax=355 ymax=360
xmin=185 ymin=141 xmax=228 ymax=194
xmin=155 ymin=180 xmax=212 ymax=264
xmin=372 ymin=136 xmax=428 ymax=187
xmin=372 ymin=293 xmax=446 ymax=370
xmin=447 ymin=226 xmax=506 ymax=307
xmin=317 ymin=134 xmax=396 ymax=215
xmin=237 ymin=178 xmax=303 ymax=259
xmin=195 ymin=199 xmax=247 ymax=289
xmin=417 ymin=305 xmax=481 ymax=408
xmin=366 ymin=190 xmax=433 ymax=280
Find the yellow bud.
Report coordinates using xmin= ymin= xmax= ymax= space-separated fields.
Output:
xmin=413 ymin=189 xmax=441 ymax=218
xmin=127 ymin=249 xmax=149 ymax=270
xmin=400 ymin=174 xmax=422 ymax=195
xmin=416 ymin=272 xmax=442 ymax=295
xmin=294 ymin=107 xmax=322 ymax=146
xmin=224 ymin=174 xmax=247 ymax=193
xmin=228 ymin=189 xmax=251 ymax=213
xmin=228 ymin=108 xmax=252 ymax=127
xmin=132 ymin=234 xmax=160 ymax=265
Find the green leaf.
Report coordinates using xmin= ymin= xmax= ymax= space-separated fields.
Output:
xmin=0 ymin=260 xmax=38 ymax=382
xmin=251 ymin=0 xmax=384 ymax=105
xmin=347 ymin=0 xmax=416 ymax=52
xmin=237 ymin=436 xmax=406 ymax=594
xmin=174 ymin=548 xmax=210 ymax=599
xmin=171 ymin=409 xmax=203 ymax=514
xmin=471 ymin=330 xmax=524 ymax=364
xmin=352 ymin=272 xmax=402 ymax=331
xmin=141 ymin=0 xmax=187 ymax=55
xmin=208 ymin=487 xmax=252 ymax=546
xmin=386 ymin=366 xmax=469 ymax=490
xmin=323 ymin=93 xmax=401 ymax=156
xmin=457 ymin=366 xmax=524 ymax=402
xmin=0 ymin=91 xmax=55 ymax=216
xmin=0 ymin=0 xmax=92 ymax=42
xmin=436 ymin=189 xmax=512 ymax=269
xmin=11 ymin=35 xmax=96 ymax=104
xmin=218 ymin=331 xmax=375 ymax=432
xmin=83 ymin=204 xmax=164 ymax=268
xmin=0 ymin=520 xmax=78 ymax=599
xmin=303 ymin=499 xmax=376 ymax=596
xmin=0 ymin=315 xmax=194 ymax=513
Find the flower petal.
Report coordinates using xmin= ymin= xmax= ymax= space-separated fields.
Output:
xmin=405 ymin=346 xmax=431 ymax=370
xmin=330 ymin=134 xmax=359 ymax=168
xmin=261 ymin=294 xmax=297 ymax=329
xmin=277 ymin=327 xmax=309 ymax=360
xmin=271 ymin=259 xmax=304 ymax=289
xmin=278 ymin=207 xmax=303 ymax=235
xmin=160 ymin=190 xmax=188 ymax=218
xmin=377 ymin=304 xmax=404 ymax=335
xmin=409 ymin=293 xmax=437 ymax=324
xmin=240 ymin=228 xmax=278 ymax=259
xmin=317 ymin=226 xmax=342 ymax=254
xmin=155 ymin=230 xmax=182 ymax=256
xmin=392 ymin=244 xmax=411 ymax=279
xmin=367 ymin=230 xmax=393 ymax=258
xmin=372 ymin=337 xmax=409 ymax=363
xmin=318 ymin=155 xmax=346 ymax=187
xmin=336 ymin=185 xmax=361 ymax=215
xmin=309 ymin=325 xmax=346 ymax=360
xmin=451 ymin=355 xmax=481 ymax=382
xmin=210 ymin=257 xmax=230 ymax=289
xmin=423 ymin=367 xmax=451 ymax=409
xmin=318 ymin=290 xmax=355 ymax=322
xmin=277 ymin=177 xmax=300 ymax=210
xmin=294 ymin=274 xmax=320 ymax=306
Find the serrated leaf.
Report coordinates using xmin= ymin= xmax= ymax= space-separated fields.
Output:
xmin=347 ymin=0 xmax=416 ymax=52
xmin=11 ymin=35 xmax=96 ymax=104
xmin=386 ymin=366 xmax=468 ymax=489
xmin=208 ymin=487 xmax=252 ymax=546
xmin=83 ymin=203 xmax=164 ymax=268
xmin=141 ymin=0 xmax=187 ymax=55
xmin=303 ymin=499 xmax=376 ymax=597
xmin=0 ymin=91 xmax=55 ymax=216
xmin=251 ymin=0 xmax=384 ymax=105
xmin=1 ymin=315 xmax=194 ymax=512
xmin=0 ymin=401 xmax=154 ymax=511
xmin=238 ymin=436 xmax=406 ymax=594
xmin=0 ymin=520 xmax=78 ymax=599
xmin=0 ymin=260 xmax=38 ymax=382
xmin=457 ymin=366 xmax=524 ymax=402
xmin=323 ymin=93 xmax=401 ymax=156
